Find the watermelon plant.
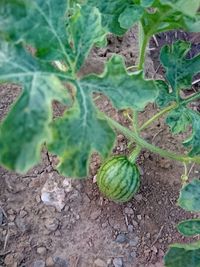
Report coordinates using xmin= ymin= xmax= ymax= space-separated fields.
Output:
xmin=0 ymin=0 xmax=200 ymax=266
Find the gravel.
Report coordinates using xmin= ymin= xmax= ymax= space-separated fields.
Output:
xmin=113 ymin=257 xmax=123 ymax=267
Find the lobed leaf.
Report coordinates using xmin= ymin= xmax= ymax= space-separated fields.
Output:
xmin=0 ymin=0 xmax=71 ymax=61
xmin=140 ymin=0 xmax=155 ymax=7
xmin=48 ymin=93 xmax=115 ymax=178
xmin=160 ymin=0 xmax=200 ymax=17
xmin=68 ymin=5 xmax=106 ymax=71
xmin=155 ymin=80 xmax=176 ymax=108
xmin=164 ymin=241 xmax=200 ymax=267
xmin=183 ymin=110 xmax=200 ymax=156
xmin=81 ymin=55 xmax=159 ymax=111
xmin=166 ymin=107 xmax=200 ymax=156
xmin=185 ymin=14 xmax=200 ymax=32
xmin=87 ymin=0 xmax=138 ymax=35
xmin=118 ymin=5 xmax=144 ymax=30
xmin=142 ymin=2 xmax=200 ymax=37
xmin=0 ymin=41 xmax=71 ymax=173
xmin=178 ymin=179 xmax=200 ymax=212
xmin=177 ymin=219 xmax=200 ymax=237
xmin=160 ymin=40 xmax=200 ymax=93
xmin=166 ymin=107 xmax=191 ymax=134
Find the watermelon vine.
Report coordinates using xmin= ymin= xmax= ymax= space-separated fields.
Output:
xmin=0 ymin=0 xmax=200 ymax=266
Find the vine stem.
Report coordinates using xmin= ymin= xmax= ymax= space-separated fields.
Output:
xmin=128 ymin=110 xmax=142 ymax=163
xmin=103 ymin=114 xmax=200 ymax=165
xmin=138 ymin=22 xmax=150 ymax=71
xmin=182 ymin=92 xmax=200 ymax=105
xmin=139 ymin=103 xmax=178 ymax=131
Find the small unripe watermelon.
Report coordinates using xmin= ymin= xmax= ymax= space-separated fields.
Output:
xmin=97 ymin=156 xmax=140 ymax=203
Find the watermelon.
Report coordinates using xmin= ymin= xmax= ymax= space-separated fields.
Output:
xmin=97 ymin=155 xmax=140 ymax=203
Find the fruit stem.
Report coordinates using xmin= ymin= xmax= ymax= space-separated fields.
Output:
xmin=128 ymin=145 xmax=142 ymax=163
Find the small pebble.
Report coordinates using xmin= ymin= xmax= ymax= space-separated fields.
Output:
xmin=19 ymin=210 xmax=28 ymax=217
xmin=137 ymin=215 xmax=142 ymax=220
xmin=37 ymin=246 xmax=47 ymax=256
xmin=94 ymin=258 xmax=107 ymax=267
xmin=9 ymin=214 xmax=16 ymax=222
xmin=55 ymin=230 xmax=62 ymax=237
xmin=101 ymin=222 xmax=108 ymax=229
xmin=90 ymin=210 xmax=101 ymax=220
xmin=129 ymin=236 xmax=139 ymax=247
xmin=134 ymin=194 xmax=143 ymax=201
xmin=127 ymin=225 xmax=134 ymax=232
xmin=124 ymin=207 xmax=134 ymax=215
xmin=115 ymin=233 xmax=127 ymax=244
xmin=46 ymin=257 xmax=54 ymax=267
xmin=130 ymin=251 xmax=137 ymax=258
xmin=45 ymin=218 xmax=59 ymax=232
xmin=146 ymin=233 xmax=151 ymax=238
xmin=15 ymin=217 xmax=29 ymax=233
xmin=36 ymin=195 xmax=41 ymax=203
xmin=7 ymin=209 xmax=15 ymax=215
xmin=53 ymin=256 xmax=69 ymax=267
xmin=4 ymin=254 xmax=14 ymax=266
xmin=33 ymin=260 xmax=45 ymax=267
xmin=132 ymin=220 xmax=138 ymax=227
xmin=113 ymin=257 xmax=123 ymax=267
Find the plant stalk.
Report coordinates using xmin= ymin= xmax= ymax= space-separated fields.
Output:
xmin=138 ymin=22 xmax=149 ymax=71
xmin=182 ymin=92 xmax=200 ymax=105
xmin=140 ymin=103 xmax=177 ymax=131
xmin=104 ymin=114 xmax=200 ymax=165
xmin=128 ymin=145 xmax=142 ymax=163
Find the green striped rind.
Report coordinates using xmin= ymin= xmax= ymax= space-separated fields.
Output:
xmin=97 ymin=156 xmax=140 ymax=203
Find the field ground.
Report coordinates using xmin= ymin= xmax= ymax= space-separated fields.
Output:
xmin=0 ymin=29 xmax=200 ymax=267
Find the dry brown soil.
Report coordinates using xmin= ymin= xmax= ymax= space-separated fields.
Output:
xmin=0 ymin=29 xmax=200 ymax=267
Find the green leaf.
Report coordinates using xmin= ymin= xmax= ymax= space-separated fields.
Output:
xmin=141 ymin=2 xmax=200 ymax=37
xmin=178 ymin=219 xmax=200 ymax=236
xmin=160 ymin=41 xmax=200 ymax=93
xmin=164 ymin=241 xmax=200 ymax=267
xmin=160 ymin=0 xmax=200 ymax=17
xmin=141 ymin=0 xmax=155 ymax=7
xmin=185 ymin=14 xmax=200 ymax=32
xmin=81 ymin=55 xmax=158 ymax=111
xmin=0 ymin=0 xmax=71 ymax=62
xmin=68 ymin=5 xmax=106 ymax=71
xmin=48 ymin=92 xmax=115 ymax=178
xmin=166 ymin=107 xmax=191 ymax=134
xmin=87 ymin=0 xmax=133 ymax=35
xmin=166 ymin=106 xmax=200 ymax=156
xmin=183 ymin=110 xmax=200 ymax=156
xmin=178 ymin=179 xmax=200 ymax=212
xmin=118 ymin=5 xmax=144 ymax=29
xmin=155 ymin=80 xmax=176 ymax=108
xmin=0 ymin=41 xmax=71 ymax=173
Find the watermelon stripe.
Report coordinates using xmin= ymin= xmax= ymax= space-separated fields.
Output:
xmin=108 ymin=162 xmax=131 ymax=198
xmin=112 ymin=165 xmax=136 ymax=200
xmin=111 ymin=166 xmax=133 ymax=199
xmin=97 ymin=156 xmax=140 ymax=203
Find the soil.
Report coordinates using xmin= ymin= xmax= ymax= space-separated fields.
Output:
xmin=0 ymin=28 xmax=200 ymax=267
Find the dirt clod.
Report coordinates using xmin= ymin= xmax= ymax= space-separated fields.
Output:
xmin=94 ymin=258 xmax=107 ymax=267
